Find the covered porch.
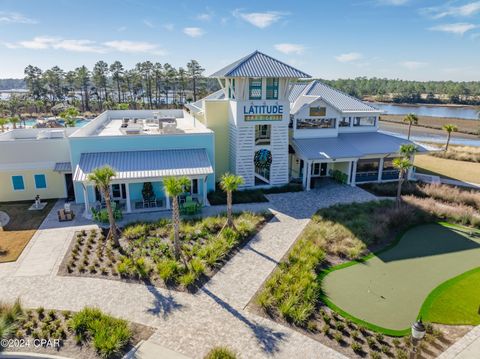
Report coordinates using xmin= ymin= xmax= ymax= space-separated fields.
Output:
xmin=73 ymin=148 xmax=214 ymax=218
xmin=290 ymin=132 xmax=427 ymax=190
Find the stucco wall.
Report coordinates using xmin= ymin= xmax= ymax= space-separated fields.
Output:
xmin=204 ymin=100 xmax=230 ymax=179
xmin=0 ymin=169 xmax=66 ymax=202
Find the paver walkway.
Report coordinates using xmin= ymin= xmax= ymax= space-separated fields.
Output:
xmin=0 ymin=183 xmax=375 ymax=359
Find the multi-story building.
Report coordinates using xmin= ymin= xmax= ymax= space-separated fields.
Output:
xmin=0 ymin=51 xmax=425 ymax=214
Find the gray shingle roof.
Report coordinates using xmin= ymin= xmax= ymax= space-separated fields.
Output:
xmin=292 ymin=132 xmax=427 ymax=160
xmin=210 ymin=51 xmax=311 ymax=78
xmin=303 ymin=80 xmax=379 ymax=112
xmin=74 ymin=149 xmax=213 ymax=182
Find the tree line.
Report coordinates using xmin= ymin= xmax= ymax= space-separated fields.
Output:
xmin=3 ymin=59 xmax=221 ymax=114
xmin=320 ymin=78 xmax=480 ymax=105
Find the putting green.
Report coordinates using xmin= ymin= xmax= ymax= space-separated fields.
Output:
xmin=321 ymin=223 xmax=480 ymax=334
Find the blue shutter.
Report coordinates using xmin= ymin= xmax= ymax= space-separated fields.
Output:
xmin=34 ymin=174 xmax=47 ymax=189
xmin=12 ymin=176 xmax=25 ymax=190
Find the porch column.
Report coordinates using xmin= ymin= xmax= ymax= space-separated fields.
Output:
xmin=407 ymin=155 xmax=414 ymax=180
xmin=302 ymin=159 xmax=308 ymax=189
xmin=83 ymin=184 xmax=91 ymax=218
xmin=203 ymin=177 xmax=209 ymax=206
xmin=165 ymin=191 xmax=171 ymax=209
xmin=351 ymin=160 xmax=358 ymax=187
xmin=378 ymin=158 xmax=384 ymax=182
xmin=125 ymin=183 xmax=132 ymax=213
xmin=347 ymin=161 xmax=353 ymax=184
xmin=306 ymin=161 xmax=312 ymax=191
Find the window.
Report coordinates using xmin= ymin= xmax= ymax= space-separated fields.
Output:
xmin=191 ymin=179 xmax=199 ymax=194
xmin=309 ymin=107 xmax=326 ymax=117
xmin=255 ymin=125 xmax=271 ymax=145
xmin=357 ymin=159 xmax=379 ymax=172
xmin=339 ymin=117 xmax=351 ymax=127
xmin=353 ymin=116 xmax=376 ymax=126
xmin=266 ymin=78 xmax=279 ymax=100
xmin=12 ymin=175 xmax=25 ymax=191
xmin=296 ymin=118 xmax=336 ymax=129
xmin=249 ymin=78 xmax=262 ymax=100
xmin=34 ymin=174 xmax=47 ymax=189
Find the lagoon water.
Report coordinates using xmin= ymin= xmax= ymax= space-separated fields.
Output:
xmin=371 ymin=102 xmax=479 ymax=120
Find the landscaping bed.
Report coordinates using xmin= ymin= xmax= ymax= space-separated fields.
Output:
xmin=0 ymin=200 xmax=55 ymax=263
xmin=0 ymin=300 xmax=153 ymax=359
xmin=59 ymin=212 xmax=270 ymax=291
xmin=207 ymin=183 xmax=302 ymax=205
xmin=252 ymin=197 xmax=479 ymax=358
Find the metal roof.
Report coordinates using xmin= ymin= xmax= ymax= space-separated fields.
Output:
xmin=74 ymin=149 xmax=213 ymax=182
xmin=54 ymin=162 xmax=72 ymax=172
xmin=304 ymin=80 xmax=379 ymax=113
xmin=185 ymin=89 xmax=225 ymax=114
xmin=292 ymin=132 xmax=428 ymax=160
xmin=288 ymin=82 xmax=309 ymax=103
xmin=210 ymin=51 xmax=311 ymax=78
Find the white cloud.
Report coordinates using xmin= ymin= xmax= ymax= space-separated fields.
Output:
xmin=4 ymin=36 xmax=165 ymax=55
xmin=274 ymin=43 xmax=305 ymax=55
xmin=183 ymin=27 xmax=205 ymax=37
xmin=429 ymin=23 xmax=477 ymax=35
xmin=335 ymin=52 xmax=363 ymax=63
xmin=103 ymin=40 xmax=165 ymax=55
xmin=423 ymin=2 xmax=480 ymax=19
xmin=0 ymin=11 xmax=37 ymax=24
xmin=233 ymin=10 xmax=286 ymax=29
xmin=377 ymin=0 xmax=409 ymax=6
xmin=197 ymin=9 xmax=214 ymax=21
xmin=162 ymin=23 xmax=174 ymax=31
xmin=400 ymin=61 xmax=428 ymax=70
xmin=143 ymin=19 xmax=155 ymax=28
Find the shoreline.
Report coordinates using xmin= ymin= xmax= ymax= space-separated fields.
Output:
xmin=366 ymin=100 xmax=480 ymax=110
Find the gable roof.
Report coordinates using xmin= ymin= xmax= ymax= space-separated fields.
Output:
xmin=210 ymin=50 xmax=311 ymax=78
xmin=296 ymin=80 xmax=379 ymax=113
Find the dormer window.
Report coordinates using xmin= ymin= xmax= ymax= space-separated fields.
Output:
xmin=249 ymin=78 xmax=262 ymax=100
xmin=266 ymin=78 xmax=279 ymax=100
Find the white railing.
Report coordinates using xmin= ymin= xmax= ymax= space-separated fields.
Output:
xmin=413 ymin=172 xmax=441 ymax=184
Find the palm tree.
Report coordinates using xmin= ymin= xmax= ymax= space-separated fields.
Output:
xmin=403 ymin=113 xmax=418 ymax=140
xmin=442 ymin=124 xmax=458 ymax=151
xmin=60 ymin=107 xmax=80 ymax=127
xmin=399 ymin=143 xmax=418 ymax=159
xmin=163 ymin=176 xmax=191 ymax=260
xmin=220 ymin=173 xmax=244 ymax=228
xmin=393 ymin=157 xmax=413 ymax=206
xmin=87 ymin=166 xmax=120 ymax=247
xmin=0 ymin=118 xmax=9 ymax=132
xmin=9 ymin=116 xmax=19 ymax=129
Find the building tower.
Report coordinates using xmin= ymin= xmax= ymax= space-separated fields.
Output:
xmin=210 ymin=51 xmax=311 ymax=187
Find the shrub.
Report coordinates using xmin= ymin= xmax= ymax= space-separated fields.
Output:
xmin=351 ymin=342 xmax=363 ymax=353
xmin=123 ymin=223 xmax=148 ymax=240
xmin=351 ymin=330 xmax=359 ymax=340
xmin=380 ymin=344 xmax=390 ymax=354
xmin=179 ymin=272 xmax=197 ymax=287
xmin=69 ymin=307 xmax=132 ymax=358
xmin=204 ymin=346 xmax=237 ymax=359
xmin=189 ymin=258 xmax=206 ymax=276
xmin=395 ymin=348 xmax=408 ymax=359
xmin=375 ymin=332 xmax=384 ymax=342
xmin=321 ymin=324 xmax=330 ymax=336
xmin=134 ymin=257 xmax=149 ymax=278
xmin=157 ymin=259 xmax=181 ymax=282
xmin=392 ymin=338 xmax=401 ymax=347
xmin=366 ymin=337 xmax=376 ymax=349
xmin=369 ymin=351 xmax=381 ymax=359
xmin=333 ymin=331 xmax=343 ymax=343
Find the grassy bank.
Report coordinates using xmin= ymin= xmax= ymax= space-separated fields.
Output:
xmin=414 ymin=154 xmax=480 ymax=183
xmin=380 ymin=114 xmax=479 ymax=136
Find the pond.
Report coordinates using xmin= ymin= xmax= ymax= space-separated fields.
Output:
xmin=370 ymin=102 xmax=480 ymax=120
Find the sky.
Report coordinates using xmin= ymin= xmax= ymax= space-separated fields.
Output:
xmin=0 ymin=0 xmax=479 ymax=81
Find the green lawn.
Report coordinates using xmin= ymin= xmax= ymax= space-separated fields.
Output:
xmin=321 ymin=223 xmax=480 ymax=334
xmin=414 ymin=154 xmax=480 ymax=183
xmin=421 ymin=268 xmax=480 ymax=325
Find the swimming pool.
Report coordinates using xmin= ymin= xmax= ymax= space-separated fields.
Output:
xmin=21 ymin=118 xmax=89 ymax=128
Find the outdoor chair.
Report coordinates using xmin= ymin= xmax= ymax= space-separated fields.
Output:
xmin=58 ymin=208 xmax=74 ymax=222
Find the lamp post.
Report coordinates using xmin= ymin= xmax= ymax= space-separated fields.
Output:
xmin=410 ymin=319 xmax=426 ymax=359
